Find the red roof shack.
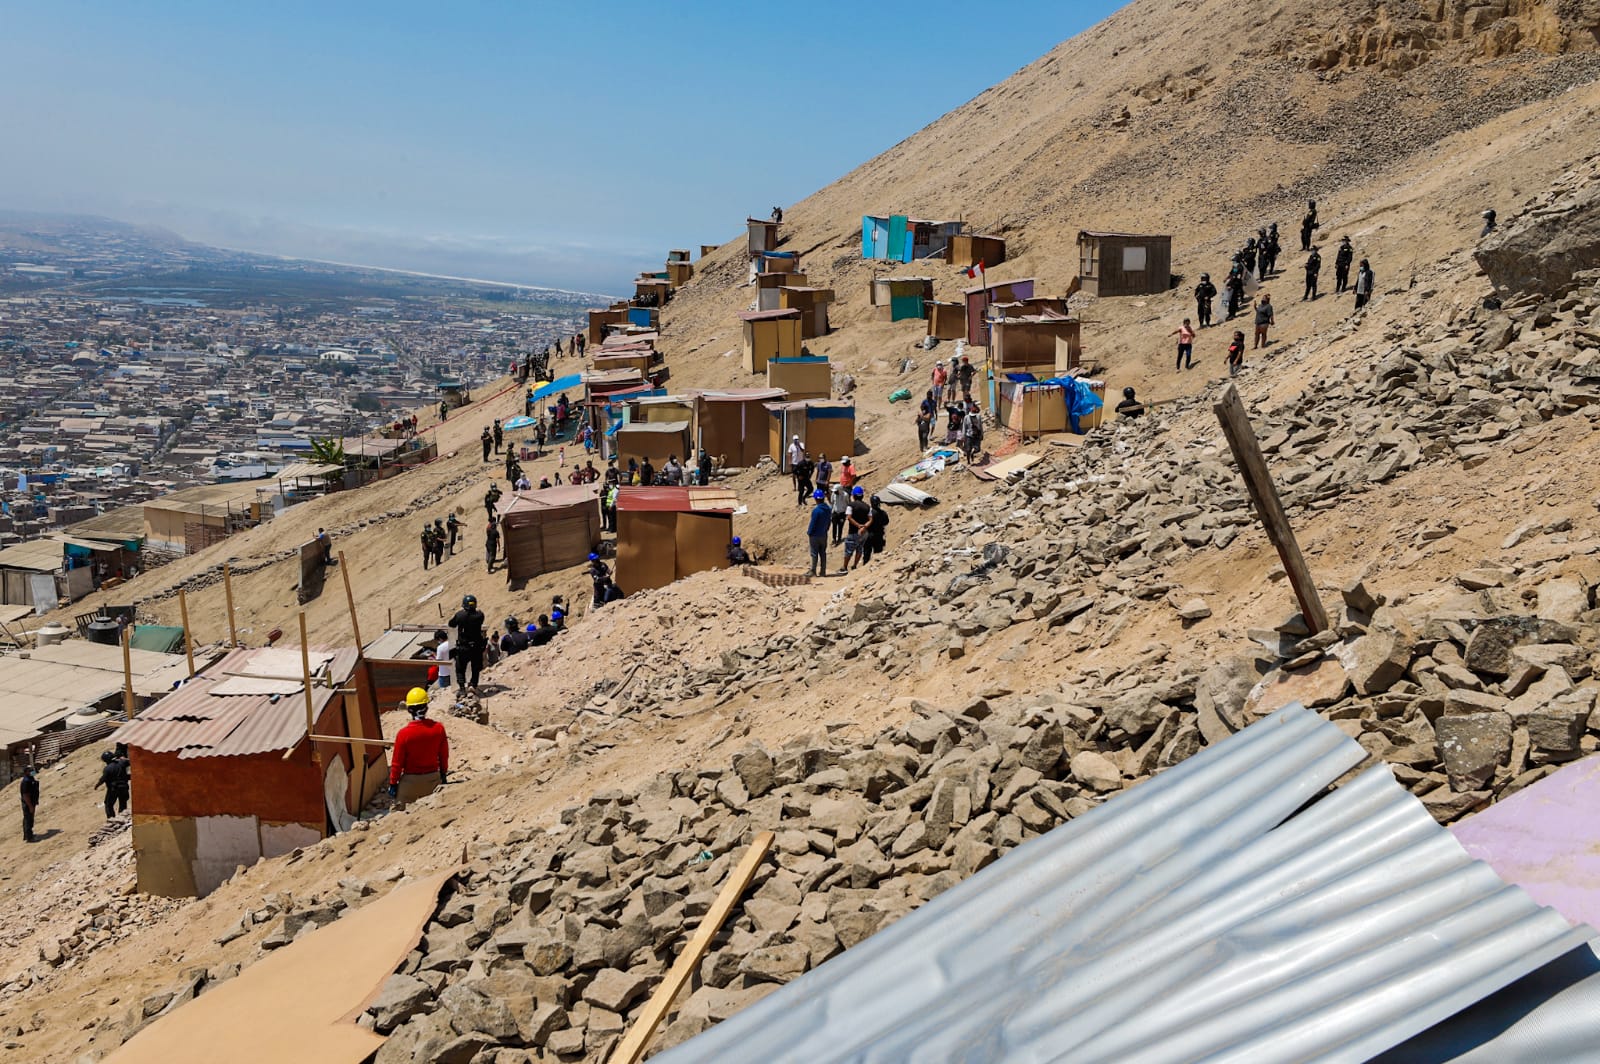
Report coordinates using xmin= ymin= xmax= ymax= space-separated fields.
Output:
xmin=614 ymin=487 xmax=739 ymax=595
xmin=117 ymin=646 xmax=385 ymax=898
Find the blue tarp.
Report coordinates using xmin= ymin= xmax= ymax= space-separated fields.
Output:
xmin=530 ymin=374 xmax=582 ymax=402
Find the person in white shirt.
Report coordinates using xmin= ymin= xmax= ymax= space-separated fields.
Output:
xmin=433 ymin=629 xmax=452 ymax=690
xmin=787 ymin=435 xmax=804 ymax=469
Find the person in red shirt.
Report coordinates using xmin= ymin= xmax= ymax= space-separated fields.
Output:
xmin=389 ymin=687 xmax=449 ymax=808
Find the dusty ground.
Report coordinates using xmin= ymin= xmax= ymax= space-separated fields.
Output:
xmin=4 ymin=2 xmax=1600 ymax=1059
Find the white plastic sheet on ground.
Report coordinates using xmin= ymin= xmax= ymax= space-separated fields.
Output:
xmin=658 ymin=705 xmax=1595 ymax=1064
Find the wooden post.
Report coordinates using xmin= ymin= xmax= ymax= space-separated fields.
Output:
xmin=298 ymin=612 xmax=319 ymax=766
xmin=177 ymin=588 xmax=196 ymax=677
xmin=339 ymin=550 xmax=376 ymax=804
xmin=1213 ymin=384 xmax=1329 ymax=633
xmin=608 ymin=831 xmax=775 ymax=1064
xmin=223 ymin=562 xmax=239 ymax=647
xmin=120 ymin=625 xmax=136 ymax=719
xmin=338 ymin=551 xmax=363 ymax=649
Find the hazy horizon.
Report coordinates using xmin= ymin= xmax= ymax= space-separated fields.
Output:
xmin=0 ymin=1 xmax=1111 ymax=292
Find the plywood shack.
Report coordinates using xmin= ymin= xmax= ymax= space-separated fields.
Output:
xmin=962 ymin=277 xmax=1036 ymax=347
xmin=0 ymin=539 xmax=64 ymax=608
xmin=765 ymin=399 xmax=856 ymax=472
xmin=666 ymin=260 xmax=694 ymax=288
xmin=142 ymin=482 xmax=268 ymax=556
xmin=997 ymin=377 xmax=1106 ymax=436
xmin=118 ymin=647 xmax=385 ymax=898
xmin=747 ymin=218 xmax=780 ymax=256
xmin=1076 ymin=231 xmax=1172 ymax=297
xmin=767 ymin=356 xmax=831 ymax=401
xmin=926 ymin=301 xmax=967 ymax=341
xmin=587 ymin=305 xmax=632 ymax=345
xmin=615 ymin=420 xmax=693 ymax=470
xmin=496 ymin=486 xmax=600 ymax=581
xmin=778 ymin=286 xmax=834 ymax=339
xmin=696 ymin=388 xmax=787 ymax=468
xmin=633 ymin=278 xmax=671 ymax=307
xmin=991 ymin=314 xmax=1082 ymax=375
xmin=756 ymin=270 xmax=809 ymax=311
xmin=870 ymin=276 xmax=935 ymax=322
xmin=947 ymin=234 xmax=1007 ymax=269
xmin=614 ymin=487 xmax=738 ymax=594
xmin=739 ymin=309 xmax=803 ymax=374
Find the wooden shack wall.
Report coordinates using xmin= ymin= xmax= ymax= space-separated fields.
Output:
xmin=804 ymin=412 xmax=856 ymax=463
xmin=1083 ymin=236 xmax=1172 ymax=297
xmin=948 ymin=235 xmax=1007 ymax=269
xmin=674 ymin=512 xmax=732 ymax=583
xmin=501 ymin=504 xmax=599 ymax=581
xmin=927 ymin=302 xmax=967 ymax=340
xmin=995 ymin=322 xmax=1080 ymax=372
xmin=698 ymin=402 xmax=766 ymax=468
xmin=767 ymin=359 xmax=830 ymax=400
xmin=616 ymin=510 xmax=678 ymax=595
xmin=616 ymin=427 xmax=690 ymax=469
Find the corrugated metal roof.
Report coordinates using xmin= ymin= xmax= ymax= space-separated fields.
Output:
xmin=660 ymin=704 xmax=1595 ymax=1064
xmin=362 ymin=630 xmax=436 ymax=662
xmin=272 ymin=461 xmax=344 ymax=480
xmin=739 ymin=308 xmax=802 ymax=321
xmin=0 ymin=538 xmax=64 ymax=571
xmin=118 ymin=646 xmax=359 ymax=758
xmin=614 ymin=487 xmax=738 ymax=514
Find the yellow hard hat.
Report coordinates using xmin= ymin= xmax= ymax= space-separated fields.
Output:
xmin=405 ymin=687 xmax=430 ymax=707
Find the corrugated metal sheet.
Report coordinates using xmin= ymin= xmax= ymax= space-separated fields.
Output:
xmin=496 ymin=486 xmax=598 ymax=516
xmin=660 ymin=705 xmax=1595 ymax=1064
xmin=118 ymin=646 xmax=358 ymax=758
xmin=0 ymin=539 xmax=65 ymax=571
xmin=362 ymin=630 xmax=436 ymax=662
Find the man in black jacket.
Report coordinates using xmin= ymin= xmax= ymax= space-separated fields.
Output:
xmin=1194 ymin=274 xmax=1216 ymax=327
xmin=95 ymin=750 xmax=130 ymax=819
xmin=448 ymin=594 xmax=487 ymax=692
xmin=19 ymin=765 xmax=39 ymax=843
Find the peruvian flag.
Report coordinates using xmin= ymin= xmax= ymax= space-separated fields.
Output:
xmin=964 ymin=261 xmax=985 ymax=279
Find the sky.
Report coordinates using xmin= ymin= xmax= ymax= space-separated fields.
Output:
xmin=0 ymin=1 xmax=1116 ymax=292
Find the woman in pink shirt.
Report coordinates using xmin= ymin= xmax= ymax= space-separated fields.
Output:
xmin=1170 ymin=318 xmax=1196 ymax=370
xmin=931 ymin=363 xmax=947 ymax=407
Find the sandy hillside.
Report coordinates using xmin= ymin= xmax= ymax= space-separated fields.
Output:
xmin=4 ymin=1 xmax=1600 ymax=1060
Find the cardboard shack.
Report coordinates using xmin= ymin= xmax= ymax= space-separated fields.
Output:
xmin=117 ymin=647 xmax=385 ymax=898
xmin=740 ymin=308 xmax=803 ymax=374
xmin=497 ymin=486 xmax=601 ymax=581
xmin=587 ymin=305 xmax=632 ymax=345
xmin=1076 ymin=231 xmax=1172 ymax=297
xmin=766 ymin=355 xmax=831 ymax=401
xmin=747 ymin=218 xmax=781 ymax=256
xmin=696 ymin=388 xmax=787 ymax=468
xmin=962 ymin=277 xmax=1035 ymax=347
xmin=766 ymin=399 xmax=856 ymax=472
xmin=666 ymin=260 xmax=694 ymax=288
xmin=926 ymin=300 xmax=967 ymax=341
xmin=756 ymin=270 xmax=808 ymax=311
xmin=615 ymin=486 xmax=739 ymax=594
xmin=871 ymin=276 xmax=935 ymax=322
xmin=862 ymin=216 xmax=964 ymax=262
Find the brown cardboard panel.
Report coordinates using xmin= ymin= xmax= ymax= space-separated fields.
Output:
xmin=132 ymin=815 xmax=198 ymax=898
xmin=107 ymin=871 xmax=455 ymax=1064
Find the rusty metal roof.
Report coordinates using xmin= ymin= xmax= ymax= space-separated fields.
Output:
xmin=117 ymin=646 xmax=359 ymax=759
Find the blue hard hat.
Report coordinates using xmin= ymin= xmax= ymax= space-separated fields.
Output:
xmin=732 ymin=536 xmax=741 ymax=545
xmin=813 ymin=489 xmax=825 ymax=500
xmin=525 ymin=623 xmax=538 ymax=633
xmin=588 ymin=553 xmax=598 ymax=561
xmin=852 ymin=486 xmax=865 ymax=497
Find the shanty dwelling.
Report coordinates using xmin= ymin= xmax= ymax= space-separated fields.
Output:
xmin=766 ymin=355 xmax=831 ymax=401
xmin=0 ymin=538 xmax=66 ymax=610
xmin=667 ymin=249 xmax=692 ymax=264
xmin=739 ymin=309 xmax=803 ymax=374
xmin=64 ymin=504 xmax=147 ymax=588
xmin=756 ymin=271 xmax=809 ymax=311
xmin=360 ymin=629 xmax=445 ymax=705
xmin=746 ymin=218 xmax=780 ymax=256
xmin=861 ymin=215 xmax=964 ymax=262
xmin=997 ymin=375 xmax=1106 ymax=436
xmin=946 ymin=233 xmax=1007 ymax=270
xmin=142 ymin=481 xmax=269 ymax=557
xmin=699 ymin=244 xmax=719 ymax=259
xmin=925 ymin=301 xmax=967 ymax=341
xmin=962 ymin=277 xmax=1036 ymax=347
xmin=666 ymin=260 xmax=694 ymax=288
xmin=633 ymin=278 xmax=671 ymax=307
xmin=765 ymin=399 xmax=856 ymax=472
xmin=613 ymin=487 xmax=739 ymax=595
xmin=990 ymin=313 xmax=1083 ymax=376
xmin=586 ymin=305 xmax=631 ymax=345
xmin=748 ymin=250 xmax=800 ymax=284
xmin=437 ymin=380 xmax=470 ymax=410
xmin=615 ymin=420 xmax=693 ymax=472
xmin=591 ymin=350 xmax=655 ymax=379
xmin=496 ymin=486 xmax=601 ymax=582
xmin=626 ymin=306 xmax=659 ymax=330
xmin=778 ymin=286 xmax=834 ymax=339
xmin=1076 ymin=230 xmax=1173 ymax=297
xmin=117 ymin=646 xmax=385 ymax=898
xmin=870 ymin=276 xmax=936 ymax=322
xmin=695 ymin=388 xmax=788 ymax=469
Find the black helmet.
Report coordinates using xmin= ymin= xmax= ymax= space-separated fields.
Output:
xmin=463 ymin=594 xmax=477 ymax=608
xmin=1200 ymin=273 xmax=1210 ymax=281
xmin=102 ymin=750 xmax=115 ymax=763
xmin=1123 ymin=386 xmax=1136 ymax=400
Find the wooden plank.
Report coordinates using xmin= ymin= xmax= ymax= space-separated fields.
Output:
xmin=1212 ymin=384 xmax=1329 ymax=634
xmin=608 ymin=831 xmax=775 ymax=1064
xmin=223 ymin=562 xmax=239 ymax=647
